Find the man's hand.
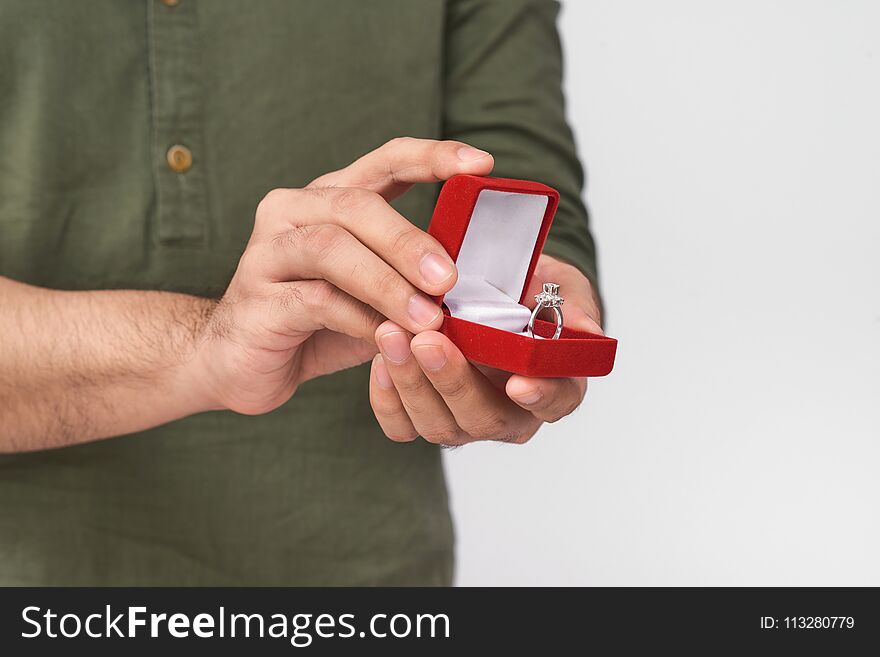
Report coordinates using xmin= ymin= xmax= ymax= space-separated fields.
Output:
xmin=0 ymin=138 xmax=494 ymax=452
xmin=368 ymin=254 xmax=602 ymax=445
xmin=191 ymin=138 xmax=495 ymax=415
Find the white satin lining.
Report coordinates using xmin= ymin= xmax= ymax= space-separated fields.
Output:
xmin=444 ymin=276 xmax=532 ymax=333
xmin=444 ymin=189 xmax=549 ymax=334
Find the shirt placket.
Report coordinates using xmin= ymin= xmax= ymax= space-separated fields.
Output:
xmin=148 ymin=0 xmax=210 ymax=245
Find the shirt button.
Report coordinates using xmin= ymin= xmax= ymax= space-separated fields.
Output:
xmin=166 ymin=144 xmax=193 ymax=174
xmin=160 ymin=0 xmax=180 ymax=7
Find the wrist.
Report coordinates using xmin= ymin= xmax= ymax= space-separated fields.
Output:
xmin=170 ymin=297 xmax=227 ymax=415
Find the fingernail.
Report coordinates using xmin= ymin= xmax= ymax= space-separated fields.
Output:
xmin=379 ymin=331 xmax=411 ymax=364
xmin=419 ymin=253 xmax=455 ymax=286
xmin=513 ymin=388 xmax=543 ymax=406
xmin=413 ymin=344 xmax=447 ymax=371
xmin=457 ymin=146 xmax=491 ymax=161
xmin=407 ymin=295 xmax=441 ymax=327
xmin=373 ymin=355 xmax=394 ymax=389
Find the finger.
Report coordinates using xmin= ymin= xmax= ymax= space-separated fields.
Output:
xmin=261 ymin=280 xmax=383 ymax=343
xmin=370 ymin=354 xmax=418 ymax=442
xmin=375 ymin=321 xmax=466 ymax=446
xmin=257 ymin=187 xmax=457 ymax=296
xmin=505 ymin=375 xmax=587 ymax=423
xmin=309 ymin=137 xmax=495 ymax=201
xmin=410 ymin=331 xmax=541 ymax=444
xmin=297 ymin=330 xmax=379 ymax=383
xmin=254 ymin=224 xmax=443 ymax=334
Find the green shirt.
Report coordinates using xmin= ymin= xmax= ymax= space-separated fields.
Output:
xmin=0 ymin=0 xmax=598 ymax=585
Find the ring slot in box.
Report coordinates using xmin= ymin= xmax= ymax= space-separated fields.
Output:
xmin=427 ymin=175 xmax=617 ymax=378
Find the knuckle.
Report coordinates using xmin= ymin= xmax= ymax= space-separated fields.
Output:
xmin=555 ymin=395 xmax=583 ymax=419
xmin=256 ymin=188 xmax=292 ymax=221
xmin=386 ymin=224 xmax=424 ymax=257
xmin=302 ymin=223 xmax=348 ymax=260
xmin=270 ymin=283 xmax=307 ymax=315
xmin=372 ymin=267 xmax=404 ymax=300
xmin=432 ymin=375 xmax=470 ymax=402
xmin=422 ymin=425 xmax=463 ymax=446
xmin=270 ymin=225 xmax=309 ymax=251
xmin=302 ymin=280 xmax=338 ymax=312
xmin=370 ymin=393 xmax=405 ymax=419
xmin=329 ymin=187 xmax=381 ymax=217
xmin=386 ymin=430 xmax=418 ymax=443
xmin=306 ymin=171 xmax=338 ymax=189
xmin=490 ymin=427 xmax=531 ymax=445
xmin=545 ymin=405 xmax=579 ymax=424
xmin=302 ymin=185 xmax=332 ymax=200
xmin=356 ymin=304 xmax=383 ymax=336
xmin=396 ymin=373 xmax=433 ymax=399
xmin=461 ymin=413 xmax=508 ymax=441
xmin=509 ymin=430 xmax=535 ymax=445
xmin=384 ymin=136 xmax=418 ymax=151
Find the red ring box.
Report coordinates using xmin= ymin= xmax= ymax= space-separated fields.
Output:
xmin=427 ymin=175 xmax=617 ymax=378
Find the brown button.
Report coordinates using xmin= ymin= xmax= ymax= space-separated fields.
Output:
xmin=160 ymin=0 xmax=180 ymax=7
xmin=166 ymin=144 xmax=193 ymax=174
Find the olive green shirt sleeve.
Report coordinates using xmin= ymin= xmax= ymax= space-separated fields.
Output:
xmin=442 ymin=0 xmax=600 ymax=291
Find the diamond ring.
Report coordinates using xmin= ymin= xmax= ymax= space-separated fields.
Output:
xmin=528 ymin=282 xmax=564 ymax=339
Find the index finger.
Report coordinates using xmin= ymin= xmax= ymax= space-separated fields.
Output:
xmin=308 ymin=137 xmax=495 ymax=201
xmin=256 ymin=186 xmax=459 ymax=296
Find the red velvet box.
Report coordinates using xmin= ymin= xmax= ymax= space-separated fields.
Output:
xmin=427 ymin=175 xmax=617 ymax=378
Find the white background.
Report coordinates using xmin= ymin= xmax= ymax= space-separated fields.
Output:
xmin=445 ymin=0 xmax=880 ymax=585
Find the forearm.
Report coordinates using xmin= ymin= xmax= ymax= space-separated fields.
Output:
xmin=0 ymin=277 xmax=218 ymax=452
